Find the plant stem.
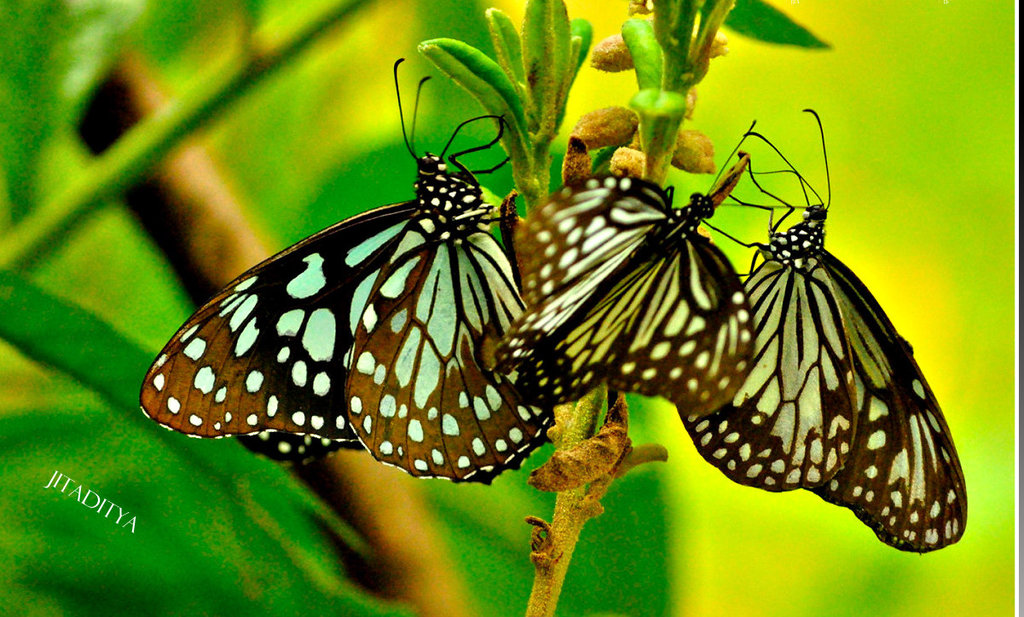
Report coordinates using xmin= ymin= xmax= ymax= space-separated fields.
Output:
xmin=524 ymin=388 xmax=605 ymax=617
xmin=0 ymin=0 xmax=373 ymax=271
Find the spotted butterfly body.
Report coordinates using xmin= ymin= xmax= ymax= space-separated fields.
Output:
xmin=683 ymin=205 xmax=966 ymax=551
xmin=141 ymin=154 xmax=551 ymax=482
xmin=496 ymin=175 xmax=755 ymax=417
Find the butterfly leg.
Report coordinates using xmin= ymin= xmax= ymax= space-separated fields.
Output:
xmin=499 ymin=190 xmax=524 ymax=290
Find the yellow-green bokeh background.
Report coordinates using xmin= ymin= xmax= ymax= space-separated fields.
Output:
xmin=0 ymin=1 xmax=1014 ymax=615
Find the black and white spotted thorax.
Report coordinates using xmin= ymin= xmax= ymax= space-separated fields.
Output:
xmin=413 ymin=154 xmax=494 ymax=240
xmin=765 ymin=205 xmax=827 ymax=269
xmin=667 ymin=193 xmax=715 ymax=236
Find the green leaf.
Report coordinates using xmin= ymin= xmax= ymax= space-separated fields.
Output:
xmin=419 ymin=38 xmax=529 ymax=160
xmin=569 ymin=18 xmax=594 ymax=78
xmin=0 ymin=1 xmax=72 ymax=222
xmin=64 ymin=0 xmax=147 ymax=111
xmin=0 ymin=269 xmax=151 ymax=413
xmin=725 ymin=0 xmax=830 ymax=49
xmin=622 ymin=18 xmax=664 ymax=91
xmin=485 ymin=9 xmax=526 ymax=89
xmin=0 ymin=270 xmax=406 ymax=616
xmin=521 ymin=0 xmax=572 ymax=133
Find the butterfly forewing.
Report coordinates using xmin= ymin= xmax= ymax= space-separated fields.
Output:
xmin=812 ymin=253 xmax=966 ymax=551
xmin=683 ymin=253 xmax=858 ymax=490
xmin=498 ymin=176 xmax=753 ymax=415
xmin=347 ymin=230 xmax=550 ymax=481
xmin=140 ymin=202 xmax=418 ymax=441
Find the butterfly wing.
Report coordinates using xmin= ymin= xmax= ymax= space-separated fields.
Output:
xmin=140 ymin=202 xmax=418 ymax=442
xmin=346 ymin=229 xmax=551 ymax=482
xmin=499 ymin=177 xmax=753 ymax=415
xmin=811 ymin=252 xmax=966 ymax=551
xmin=238 ymin=431 xmax=357 ymax=464
xmin=683 ymin=255 xmax=858 ymax=490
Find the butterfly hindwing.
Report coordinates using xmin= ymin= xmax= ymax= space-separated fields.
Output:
xmin=239 ymin=431 xmax=359 ymax=464
xmin=347 ymin=230 xmax=550 ymax=482
xmin=812 ymin=252 xmax=966 ymax=551
xmin=498 ymin=176 xmax=753 ymax=415
xmin=140 ymin=202 xmax=418 ymax=441
xmin=683 ymin=252 xmax=858 ymax=490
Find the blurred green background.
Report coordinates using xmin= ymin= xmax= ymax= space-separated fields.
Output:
xmin=0 ymin=1 xmax=1014 ymax=616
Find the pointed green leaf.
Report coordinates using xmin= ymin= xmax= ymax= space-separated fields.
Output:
xmin=521 ymin=0 xmax=572 ymax=133
xmin=485 ymin=9 xmax=526 ymax=89
xmin=569 ymin=18 xmax=593 ymax=79
xmin=725 ymin=0 xmax=830 ymax=49
xmin=418 ymin=38 xmax=529 ymax=162
xmin=0 ymin=268 xmax=369 ymax=559
xmin=622 ymin=19 xmax=663 ymax=91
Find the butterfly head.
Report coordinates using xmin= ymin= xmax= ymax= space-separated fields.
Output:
xmin=665 ymin=192 xmax=715 ymax=235
xmin=413 ymin=154 xmax=493 ymax=237
xmin=766 ymin=205 xmax=827 ymax=268
xmin=803 ymin=204 xmax=828 ymax=225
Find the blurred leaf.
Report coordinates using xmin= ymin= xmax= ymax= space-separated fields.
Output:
xmin=0 ymin=0 xmax=144 ymax=223
xmin=725 ymin=0 xmax=830 ymax=49
xmin=0 ymin=1 xmax=71 ymax=222
xmin=0 ymin=270 xmax=408 ymax=616
xmin=0 ymin=269 xmax=151 ymax=413
xmin=64 ymin=0 xmax=147 ymax=111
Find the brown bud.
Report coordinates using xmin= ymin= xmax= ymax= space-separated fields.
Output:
xmin=685 ymin=88 xmax=698 ymax=120
xmin=610 ymin=146 xmax=646 ymax=178
xmin=671 ymin=130 xmax=716 ymax=174
xmin=561 ymin=136 xmax=591 ymax=186
xmin=628 ymin=0 xmax=653 ymax=15
xmin=527 ymin=423 xmax=630 ymax=492
xmin=571 ymin=106 xmax=639 ymax=149
xmin=591 ymin=34 xmax=633 ymax=72
xmin=710 ymin=31 xmax=729 ymax=59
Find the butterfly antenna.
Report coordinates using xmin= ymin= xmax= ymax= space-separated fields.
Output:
xmin=703 ymin=220 xmax=761 ymax=249
xmin=444 ymin=115 xmax=509 ymax=176
xmin=803 ymin=109 xmax=831 ymax=210
xmin=409 ymin=76 xmax=431 ymax=157
xmin=709 ymin=120 xmax=757 ymax=189
xmin=744 ymin=128 xmax=825 ymax=207
xmin=394 ymin=58 xmax=417 ymax=159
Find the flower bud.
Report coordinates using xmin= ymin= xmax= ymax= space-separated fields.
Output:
xmin=710 ymin=31 xmax=729 ymax=58
xmin=610 ymin=146 xmax=646 ymax=178
xmin=628 ymin=0 xmax=653 ymax=15
xmin=591 ymin=34 xmax=633 ymax=72
xmin=561 ymin=136 xmax=591 ymax=186
xmin=571 ymin=106 xmax=639 ymax=149
xmin=685 ymin=88 xmax=697 ymax=119
xmin=671 ymin=130 xmax=715 ymax=174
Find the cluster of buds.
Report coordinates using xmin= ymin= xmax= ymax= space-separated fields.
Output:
xmin=568 ymin=106 xmax=716 ymax=179
xmin=580 ymin=22 xmax=727 ymax=180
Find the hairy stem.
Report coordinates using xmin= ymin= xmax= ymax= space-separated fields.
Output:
xmin=0 ymin=0 xmax=372 ymax=271
xmin=524 ymin=388 xmax=605 ymax=617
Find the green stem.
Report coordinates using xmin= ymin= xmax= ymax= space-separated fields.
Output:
xmin=0 ymin=0 xmax=373 ymax=271
xmin=524 ymin=387 xmax=605 ymax=617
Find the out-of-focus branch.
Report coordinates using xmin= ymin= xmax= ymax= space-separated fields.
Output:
xmin=78 ymin=53 xmax=471 ymax=617
xmin=0 ymin=0 xmax=369 ymax=271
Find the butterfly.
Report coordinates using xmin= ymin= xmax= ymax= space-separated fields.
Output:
xmin=682 ymin=118 xmax=966 ymax=550
xmin=140 ymin=113 xmax=551 ymax=482
xmin=495 ymin=155 xmax=755 ymax=417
